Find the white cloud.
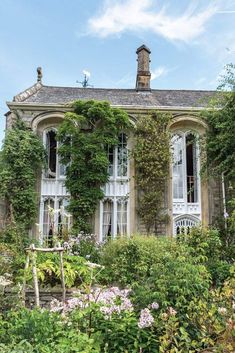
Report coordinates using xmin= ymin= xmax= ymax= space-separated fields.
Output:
xmin=87 ymin=0 xmax=217 ymax=42
xmin=217 ymin=10 xmax=235 ymax=13
xmin=151 ymin=66 xmax=168 ymax=80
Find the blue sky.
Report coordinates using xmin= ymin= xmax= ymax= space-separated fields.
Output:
xmin=0 ymin=0 xmax=235 ymax=144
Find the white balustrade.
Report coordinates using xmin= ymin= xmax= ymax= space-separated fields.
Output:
xmin=41 ymin=178 xmax=69 ymax=197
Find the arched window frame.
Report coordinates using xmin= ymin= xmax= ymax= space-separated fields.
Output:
xmin=171 ymin=130 xmax=201 ymax=205
xmin=174 ymin=214 xmax=200 ymax=236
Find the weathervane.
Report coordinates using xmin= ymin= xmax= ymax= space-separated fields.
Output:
xmin=76 ymin=70 xmax=93 ymax=88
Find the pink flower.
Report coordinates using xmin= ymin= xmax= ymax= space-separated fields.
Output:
xmin=138 ymin=308 xmax=154 ymax=329
xmin=151 ymin=302 xmax=159 ymax=310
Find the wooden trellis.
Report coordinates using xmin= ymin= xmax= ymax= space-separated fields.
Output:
xmin=22 ymin=243 xmax=66 ymax=308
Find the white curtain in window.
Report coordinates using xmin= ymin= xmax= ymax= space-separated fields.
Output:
xmin=103 ymin=200 xmax=113 ymax=237
xmin=117 ymin=200 xmax=127 ymax=235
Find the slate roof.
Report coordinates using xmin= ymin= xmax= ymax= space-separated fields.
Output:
xmin=12 ymin=84 xmax=217 ymax=109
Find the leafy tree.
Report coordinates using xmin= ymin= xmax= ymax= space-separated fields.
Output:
xmin=0 ymin=119 xmax=45 ymax=230
xmin=57 ymin=100 xmax=130 ymax=232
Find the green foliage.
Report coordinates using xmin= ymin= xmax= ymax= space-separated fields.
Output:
xmin=1 ymin=237 xmax=235 ymax=352
xmin=133 ymin=111 xmax=171 ymax=233
xmin=179 ymin=227 xmax=231 ymax=286
xmin=203 ymin=92 xmax=235 ymax=179
xmin=0 ymin=119 xmax=45 ymax=230
xmin=0 ymin=309 xmax=100 ymax=352
xmin=63 ymin=233 xmax=101 ymax=263
xmin=57 ymin=100 xmax=130 ymax=233
xmin=100 ymin=236 xmax=211 ymax=311
xmin=0 ymin=224 xmax=30 ymax=253
xmin=202 ymin=64 xmax=235 ymax=260
xmin=22 ymin=252 xmax=91 ymax=288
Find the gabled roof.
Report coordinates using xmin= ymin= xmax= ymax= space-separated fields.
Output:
xmin=11 ymin=84 xmax=216 ymax=109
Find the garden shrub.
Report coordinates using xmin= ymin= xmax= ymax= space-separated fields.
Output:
xmin=0 ymin=236 xmax=234 ymax=352
xmin=180 ymin=227 xmax=232 ymax=286
xmin=100 ymin=235 xmax=183 ymax=285
xmin=0 ymin=224 xmax=30 ymax=253
xmin=0 ymin=309 xmax=100 ymax=353
xmin=100 ymin=235 xmax=211 ymax=314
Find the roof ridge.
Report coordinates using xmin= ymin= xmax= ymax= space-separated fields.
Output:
xmin=13 ymin=82 xmax=43 ymax=102
xmin=41 ymin=85 xmax=216 ymax=93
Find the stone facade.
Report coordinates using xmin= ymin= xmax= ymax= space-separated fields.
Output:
xmin=2 ymin=45 xmax=223 ymax=239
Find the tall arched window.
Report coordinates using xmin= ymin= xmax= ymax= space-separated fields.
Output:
xmin=172 ymin=131 xmax=201 ymax=235
xmin=172 ymin=132 xmax=199 ymax=204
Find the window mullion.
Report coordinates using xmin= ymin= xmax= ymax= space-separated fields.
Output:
xmin=183 ymin=134 xmax=187 ymax=206
xmin=113 ymin=197 xmax=117 ymax=237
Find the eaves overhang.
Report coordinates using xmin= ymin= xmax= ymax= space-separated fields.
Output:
xmin=6 ymin=101 xmax=218 ymax=115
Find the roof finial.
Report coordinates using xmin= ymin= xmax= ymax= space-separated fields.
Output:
xmin=37 ymin=67 xmax=42 ymax=83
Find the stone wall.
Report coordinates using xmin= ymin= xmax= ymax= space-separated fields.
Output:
xmin=4 ymin=287 xmax=77 ymax=309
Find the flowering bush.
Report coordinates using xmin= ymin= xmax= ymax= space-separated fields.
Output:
xmin=0 ymin=235 xmax=234 ymax=352
xmin=63 ymin=232 xmax=102 ymax=263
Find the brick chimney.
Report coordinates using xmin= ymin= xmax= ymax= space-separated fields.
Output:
xmin=136 ymin=45 xmax=151 ymax=91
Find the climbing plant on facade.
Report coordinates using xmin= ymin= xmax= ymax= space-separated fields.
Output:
xmin=203 ymin=64 xmax=235 ymax=179
xmin=202 ymin=64 xmax=235 ymax=258
xmin=0 ymin=119 xmax=45 ymax=230
xmin=57 ymin=100 xmax=130 ymax=233
xmin=133 ymin=111 xmax=171 ymax=234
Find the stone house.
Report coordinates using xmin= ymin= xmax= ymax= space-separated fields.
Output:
xmin=3 ymin=45 xmax=223 ymax=240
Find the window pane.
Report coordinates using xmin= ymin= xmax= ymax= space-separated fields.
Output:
xmin=117 ymin=199 xmax=127 ymax=235
xmin=172 ymin=134 xmax=183 ymax=199
xmin=186 ymin=134 xmax=198 ymax=203
xmin=117 ymin=133 xmax=128 ymax=177
xmin=102 ymin=200 xmax=113 ymax=239
xmin=46 ymin=130 xmax=57 ymax=178
xmin=57 ymin=198 xmax=71 ymax=236
xmin=59 ymin=156 xmax=67 ymax=177
xmin=107 ymin=145 xmax=114 ymax=176
xmin=43 ymin=199 xmax=54 ymax=241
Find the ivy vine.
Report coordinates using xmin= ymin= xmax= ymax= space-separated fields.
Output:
xmin=133 ymin=111 xmax=171 ymax=234
xmin=57 ymin=100 xmax=130 ymax=233
xmin=0 ymin=119 xmax=45 ymax=230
